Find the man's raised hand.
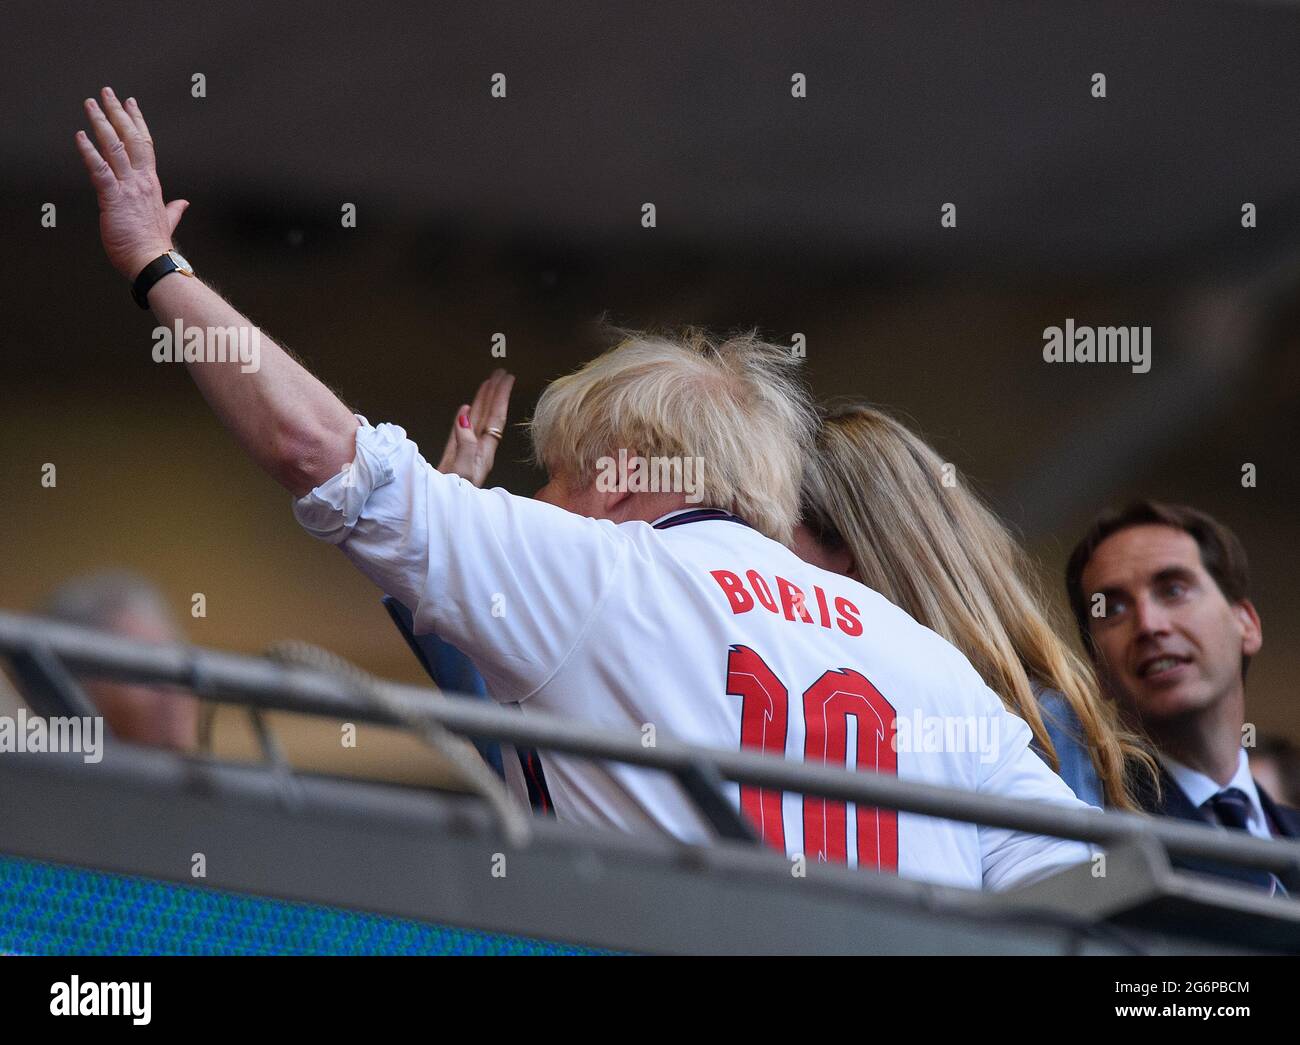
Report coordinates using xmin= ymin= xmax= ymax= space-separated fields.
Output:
xmin=75 ymin=87 xmax=189 ymax=280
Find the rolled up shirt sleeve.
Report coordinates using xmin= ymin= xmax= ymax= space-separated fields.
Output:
xmin=293 ymin=416 xmax=627 ymax=702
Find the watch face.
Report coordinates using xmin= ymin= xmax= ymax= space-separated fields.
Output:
xmin=168 ymin=250 xmax=195 ymax=276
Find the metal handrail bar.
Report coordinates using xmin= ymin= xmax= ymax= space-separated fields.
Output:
xmin=3 ymin=610 xmax=1298 ymax=880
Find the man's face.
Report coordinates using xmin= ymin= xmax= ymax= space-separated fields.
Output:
xmin=86 ymin=607 xmax=198 ymax=751
xmin=1080 ymin=524 xmax=1261 ymax=726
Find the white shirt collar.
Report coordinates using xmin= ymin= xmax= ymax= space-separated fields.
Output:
xmin=1160 ymin=747 xmax=1270 ymax=838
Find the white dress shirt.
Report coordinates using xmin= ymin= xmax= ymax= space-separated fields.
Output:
xmin=1160 ymin=747 xmax=1273 ymax=839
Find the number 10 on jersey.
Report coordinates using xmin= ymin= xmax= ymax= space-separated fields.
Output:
xmin=726 ymin=644 xmax=899 ymax=870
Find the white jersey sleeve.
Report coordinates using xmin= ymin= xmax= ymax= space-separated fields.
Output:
xmin=292 ymin=417 xmax=625 ymax=702
xmin=973 ymin=697 xmax=1096 ymax=890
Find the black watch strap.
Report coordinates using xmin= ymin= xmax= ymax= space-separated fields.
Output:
xmin=132 ymin=252 xmax=182 ymax=309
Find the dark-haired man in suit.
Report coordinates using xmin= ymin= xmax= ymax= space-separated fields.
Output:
xmin=1067 ymin=500 xmax=1300 ymax=892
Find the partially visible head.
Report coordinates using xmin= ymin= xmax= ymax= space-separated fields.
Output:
xmin=528 ymin=329 xmax=815 ymax=544
xmin=797 ymin=403 xmax=1153 ymax=809
xmin=43 ymin=569 xmax=180 ymax=642
xmin=41 ymin=570 xmax=198 ymax=751
xmin=1066 ymin=502 xmax=1260 ymax=730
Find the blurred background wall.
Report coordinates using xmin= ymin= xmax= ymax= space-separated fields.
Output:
xmin=2 ymin=1 xmax=1298 ymax=750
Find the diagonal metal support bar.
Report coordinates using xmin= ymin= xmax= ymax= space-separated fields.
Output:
xmin=7 ymin=643 xmax=102 ymax=722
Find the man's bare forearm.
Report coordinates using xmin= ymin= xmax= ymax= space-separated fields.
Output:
xmin=149 ymin=274 xmax=360 ymax=497
xmin=73 ymin=88 xmax=359 ymax=498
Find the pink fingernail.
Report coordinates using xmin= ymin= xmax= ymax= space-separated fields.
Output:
xmin=458 ymin=409 xmax=471 ymax=428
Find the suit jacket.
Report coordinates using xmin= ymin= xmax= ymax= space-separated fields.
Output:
xmin=1137 ymin=765 xmax=1300 ymax=888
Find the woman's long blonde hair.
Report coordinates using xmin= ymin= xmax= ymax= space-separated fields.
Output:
xmin=800 ymin=403 xmax=1156 ymax=810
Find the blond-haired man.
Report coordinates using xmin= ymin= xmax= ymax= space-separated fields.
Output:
xmin=75 ymin=88 xmax=1092 ymax=888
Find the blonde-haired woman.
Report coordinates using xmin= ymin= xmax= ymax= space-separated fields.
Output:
xmin=793 ymin=403 xmax=1156 ymax=810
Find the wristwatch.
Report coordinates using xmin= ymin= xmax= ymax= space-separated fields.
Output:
xmin=132 ymin=249 xmax=195 ymax=309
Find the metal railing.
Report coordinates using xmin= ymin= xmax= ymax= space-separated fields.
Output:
xmin=2 ymin=608 xmax=1300 ymax=888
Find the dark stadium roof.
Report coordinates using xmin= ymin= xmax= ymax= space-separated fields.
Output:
xmin=4 ymin=0 xmax=1298 ymax=277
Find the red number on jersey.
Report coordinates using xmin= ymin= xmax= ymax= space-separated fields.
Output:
xmin=727 ymin=645 xmax=898 ymax=870
xmin=802 ymin=668 xmax=898 ymax=869
xmin=725 ymin=644 xmax=789 ymax=850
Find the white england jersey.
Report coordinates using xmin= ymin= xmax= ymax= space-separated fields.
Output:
xmin=294 ymin=418 xmax=1094 ymax=890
